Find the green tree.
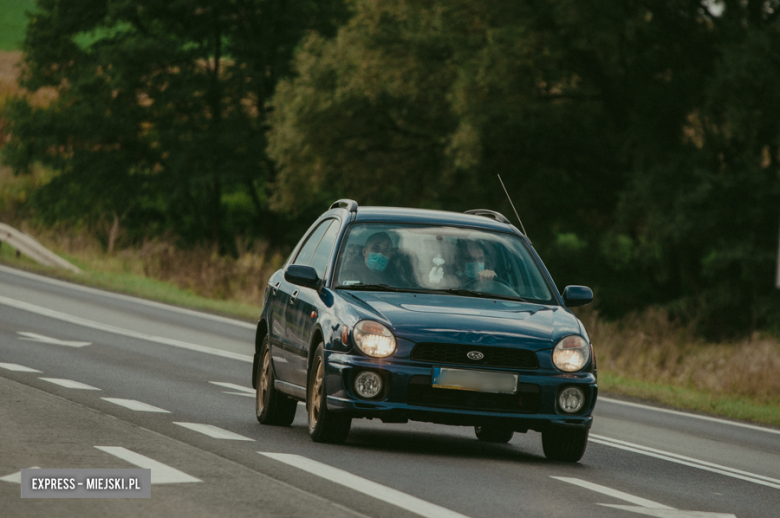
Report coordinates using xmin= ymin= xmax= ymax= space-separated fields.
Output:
xmin=3 ymin=0 xmax=346 ymax=250
xmin=616 ymin=1 xmax=780 ymax=336
xmin=268 ymin=0 xmax=779 ymax=335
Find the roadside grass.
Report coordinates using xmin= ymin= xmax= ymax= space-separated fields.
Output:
xmin=0 ymin=220 xmax=281 ymax=321
xmin=0 ymin=242 xmax=266 ymax=322
xmin=599 ymin=373 xmax=780 ymax=427
xmin=577 ymin=306 xmax=780 ymax=427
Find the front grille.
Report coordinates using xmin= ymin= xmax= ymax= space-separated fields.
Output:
xmin=406 ymin=375 xmax=540 ymax=413
xmin=410 ymin=343 xmax=539 ymax=370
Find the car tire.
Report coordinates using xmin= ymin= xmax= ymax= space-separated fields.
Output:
xmin=307 ymin=343 xmax=351 ymax=444
xmin=256 ymin=337 xmax=297 ymax=426
xmin=541 ymin=426 xmax=589 ymax=462
xmin=474 ymin=425 xmax=514 ymax=443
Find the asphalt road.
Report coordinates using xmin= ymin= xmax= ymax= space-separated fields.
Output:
xmin=1 ymin=263 xmax=778 ymax=518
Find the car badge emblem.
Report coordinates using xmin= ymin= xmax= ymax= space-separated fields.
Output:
xmin=466 ymin=351 xmax=484 ymax=361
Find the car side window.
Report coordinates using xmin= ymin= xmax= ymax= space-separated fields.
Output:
xmin=293 ymin=220 xmax=332 ymax=267
xmin=308 ymin=220 xmax=340 ymax=278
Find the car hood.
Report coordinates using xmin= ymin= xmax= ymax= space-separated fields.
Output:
xmin=340 ymin=291 xmax=581 ymax=350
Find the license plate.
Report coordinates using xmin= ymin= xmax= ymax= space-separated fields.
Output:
xmin=432 ymin=367 xmax=518 ymax=394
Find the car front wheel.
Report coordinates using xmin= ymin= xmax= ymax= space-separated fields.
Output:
xmin=256 ymin=338 xmax=297 ymax=426
xmin=307 ymin=343 xmax=351 ymax=443
xmin=541 ymin=426 xmax=589 ymax=462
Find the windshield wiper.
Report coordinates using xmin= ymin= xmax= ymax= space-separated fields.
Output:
xmin=438 ymin=288 xmax=529 ymax=303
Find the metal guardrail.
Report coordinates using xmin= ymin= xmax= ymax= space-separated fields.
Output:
xmin=0 ymin=223 xmax=80 ymax=273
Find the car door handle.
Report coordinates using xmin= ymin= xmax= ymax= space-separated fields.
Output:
xmin=272 ymin=281 xmax=281 ymax=295
xmin=290 ymin=289 xmax=299 ymax=305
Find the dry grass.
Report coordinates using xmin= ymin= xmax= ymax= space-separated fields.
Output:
xmin=15 ymin=221 xmax=286 ymax=309
xmin=577 ymin=306 xmax=780 ymax=406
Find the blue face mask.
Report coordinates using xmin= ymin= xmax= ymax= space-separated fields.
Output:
xmin=464 ymin=261 xmax=484 ymax=279
xmin=366 ymin=252 xmax=390 ymax=272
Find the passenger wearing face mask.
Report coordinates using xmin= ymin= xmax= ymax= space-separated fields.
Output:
xmin=457 ymin=241 xmax=497 ymax=285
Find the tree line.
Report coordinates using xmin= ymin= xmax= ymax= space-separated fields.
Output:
xmin=3 ymin=0 xmax=779 ymax=337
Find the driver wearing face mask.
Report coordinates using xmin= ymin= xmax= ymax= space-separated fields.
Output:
xmin=459 ymin=241 xmax=497 ymax=284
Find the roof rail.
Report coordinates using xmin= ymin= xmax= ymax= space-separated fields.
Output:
xmin=464 ymin=209 xmax=511 ymax=225
xmin=329 ymin=199 xmax=358 ymax=212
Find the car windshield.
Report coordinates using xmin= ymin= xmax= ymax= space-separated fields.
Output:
xmin=333 ymin=223 xmax=556 ymax=304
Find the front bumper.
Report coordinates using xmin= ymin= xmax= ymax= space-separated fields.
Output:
xmin=324 ymin=351 xmax=597 ymax=432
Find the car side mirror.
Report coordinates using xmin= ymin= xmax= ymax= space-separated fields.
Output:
xmin=285 ymin=265 xmax=321 ymax=290
xmin=562 ymin=286 xmax=593 ymax=307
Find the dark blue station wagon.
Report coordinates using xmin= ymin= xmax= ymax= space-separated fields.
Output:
xmin=252 ymin=200 xmax=597 ymax=462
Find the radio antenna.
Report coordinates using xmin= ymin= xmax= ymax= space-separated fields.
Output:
xmin=497 ymin=174 xmax=528 ymax=238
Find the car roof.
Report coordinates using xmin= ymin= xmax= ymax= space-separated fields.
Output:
xmin=350 ymin=206 xmax=518 ymax=234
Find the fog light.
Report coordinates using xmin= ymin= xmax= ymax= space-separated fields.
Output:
xmin=558 ymin=386 xmax=585 ymax=414
xmin=354 ymin=371 xmax=383 ymax=399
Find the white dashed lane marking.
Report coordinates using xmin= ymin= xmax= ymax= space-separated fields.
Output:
xmin=174 ymin=423 xmax=254 ymax=441
xmin=0 ymin=467 xmax=40 ymax=484
xmin=0 ymin=362 xmax=42 ymax=372
xmin=39 ymin=378 xmax=100 ymax=390
xmin=260 ymin=452 xmax=471 ymax=518
xmin=17 ymin=331 xmax=91 ymax=348
xmin=210 ymin=381 xmax=255 ymax=397
xmin=551 ymin=477 xmax=673 ymax=509
xmin=101 ymin=398 xmax=171 ymax=413
xmin=551 ymin=477 xmax=737 ymax=518
xmin=209 ymin=381 xmax=253 ymax=393
xmin=95 ymin=446 xmax=201 ymax=484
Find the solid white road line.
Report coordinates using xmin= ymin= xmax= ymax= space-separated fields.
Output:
xmin=598 ymin=504 xmax=736 ymax=517
xmin=260 ymin=453 xmax=471 ymax=518
xmin=591 ymin=434 xmax=780 ymax=490
xmin=0 ymin=467 xmax=41 ymax=484
xmin=551 ymin=477 xmax=673 ymax=509
xmin=17 ymin=331 xmax=91 ymax=347
xmin=0 ymin=263 xmax=255 ymax=329
xmin=0 ymin=362 xmax=42 ymax=372
xmin=0 ymin=295 xmax=252 ymax=363
xmin=599 ymin=396 xmax=780 ymax=436
xmin=95 ymin=446 xmax=201 ymax=484
xmin=209 ymin=381 xmax=254 ymax=393
xmin=101 ymin=398 xmax=171 ymax=413
xmin=39 ymin=377 xmax=100 ymax=390
xmin=174 ymin=422 xmax=254 ymax=441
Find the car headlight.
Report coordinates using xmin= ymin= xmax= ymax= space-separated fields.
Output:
xmin=353 ymin=321 xmax=396 ymax=358
xmin=552 ymin=335 xmax=590 ymax=372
